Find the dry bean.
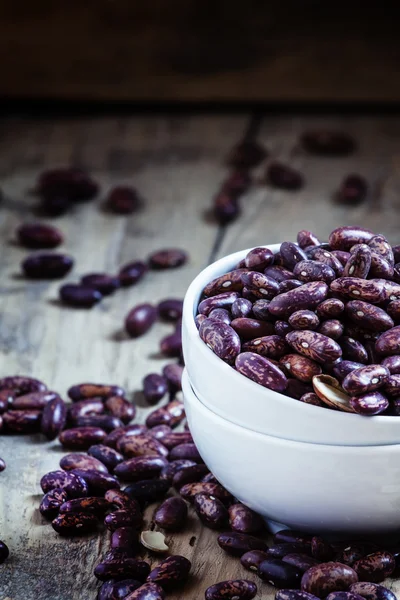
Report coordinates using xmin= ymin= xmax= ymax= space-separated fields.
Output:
xmin=148 ymin=248 xmax=187 ymax=270
xmin=88 ymin=444 xmax=124 ymax=471
xmin=318 ymin=319 xmax=344 ymax=340
xmin=124 ymin=480 xmax=171 ymax=507
xmin=198 ymin=292 xmax=240 ymax=316
xmin=306 ymin=248 xmax=344 ymax=276
xmin=73 ymin=469 xmax=120 ymax=496
xmin=350 ymin=582 xmax=397 ymax=600
xmin=269 ymin=282 xmax=329 ymax=318
xmin=159 ymin=330 xmax=182 ymax=358
xmin=22 ymin=252 xmax=73 ymax=279
xmin=104 ymin=425 xmax=148 ymax=449
xmin=245 ymin=247 xmax=274 ymax=271
xmin=274 ymin=530 xmax=312 ymax=545
xmin=209 ymin=308 xmax=232 ymax=325
xmin=375 ymin=326 xmax=400 ymax=356
xmin=145 ymin=399 xmax=185 ymax=429
xmin=81 ymin=273 xmax=120 ymax=295
xmin=369 ymin=253 xmax=394 ymax=279
xmin=285 ymin=379 xmax=313 ymax=400
xmin=336 ymin=543 xmax=381 ymax=567
xmin=59 ymin=496 xmax=110 ymax=515
xmin=159 ymin=432 xmax=193 ymax=450
xmin=214 ymin=192 xmax=240 ymax=224
xmin=345 ymin=301 xmax=393 ymax=332
xmin=342 ymin=364 xmax=389 ymax=395
xmin=268 ymin=543 xmax=312 ymax=558
xmin=331 ymin=278 xmax=388 ymax=303
xmin=194 ymin=493 xmax=228 ymax=529
xmin=40 ymin=470 xmax=89 ymax=497
xmin=38 ymin=167 xmax=98 ymax=201
xmin=279 ymin=279 xmax=304 ymax=294
xmin=0 ymin=376 xmax=46 ymax=395
xmin=340 ymin=337 xmax=368 ymax=364
xmin=264 ymin=265 xmax=295 ymax=283
xmin=110 ymin=526 xmax=140 ymax=554
xmin=97 ymin=579 xmax=142 ymax=600
xmin=301 ymin=562 xmax=358 ymax=596
xmin=241 ymin=271 xmax=279 ymax=298
xmin=148 ymin=425 xmax=172 ymax=440
xmin=299 ymin=392 xmax=325 ymax=407
xmin=105 ymin=396 xmax=136 ymax=424
xmin=297 ymin=230 xmax=321 ymax=249
xmin=243 ymin=335 xmax=289 ymax=359
xmin=326 ymin=594 xmax=365 ymax=600
xmin=105 ymin=489 xmax=140 ymax=511
xmin=333 ymin=360 xmax=365 ymax=381
xmin=10 ymin=390 xmax=58 ymax=410
xmin=68 ymin=383 xmax=124 ymax=402
xmin=343 ymin=245 xmax=372 ymax=278
xmin=52 ymin=512 xmax=98 ymax=536
xmin=231 ymin=298 xmax=252 ymax=319
xmin=311 ymin=536 xmax=334 ymax=561
xmin=204 ymin=270 xmax=246 ymax=297
xmin=59 ymin=426 xmax=107 ymax=449
xmin=68 ymin=399 xmax=105 ymax=422
xmin=0 ymin=540 xmax=9 ymax=564
xmin=241 ymin=549 xmax=269 ymax=572
xmin=286 ymin=330 xmax=342 ymax=364
xmin=146 ymin=555 xmax=191 ymax=590
xmin=205 ymin=579 xmax=257 ymax=600
xmin=228 ymin=503 xmax=264 ymax=534
xmin=94 ymin=558 xmax=150 ymax=582
xmin=118 ymin=261 xmax=148 ymax=287
xmin=332 ymin=250 xmax=351 ymax=266
xmin=294 ymin=260 xmax=336 ymax=284
xmin=117 ymin=433 xmax=168 ymax=458
xmin=76 ymin=415 xmax=123 ymax=432
xmin=276 ymin=591 xmax=320 ymax=600
xmin=329 ymin=226 xmax=374 ymax=251
xmin=200 ymin=318 xmax=241 ymax=363
xmin=235 ymin=352 xmax=288 ymax=391
xmin=3 ymin=409 xmax=41 ymax=433
xmin=160 ymin=460 xmax=196 ymax=483
xmin=289 ymin=310 xmax=320 ymax=330
xmin=169 ymin=442 xmax=202 ymax=463
xmin=35 ymin=397 xmax=66 ymax=439
xmin=259 ymin=557 xmax=303 ymax=588
xmin=316 ymin=299 xmax=345 ymax=320
xmin=282 ymin=554 xmax=320 ymax=573
xmin=180 ymin=482 xmax=232 ymax=504
xmin=353 ymin=552 xmax=395 ymax=583
xmin=107 ymin=185 xmax=139 ymax=214
xmin=125 ymin=304 xmax=157 ymax=338
xmin=154 ymin=497 xmax=188 ymax=531
xmin=384 ymin=374 xmax=400 ymax=397
xmin=17 ymin=222 xmax=63 ymax=248
xmin=114 ymin=456 xmax=168 ymax=481
xmin=280 ymin=354 xmax=322 ymax=383
xmin=162 ymin=364 xmax=183 ymax=392
xmin=142 ymin=374 xmax=168 ymax=404
xmin=217 ymin=532 xmax=267 ymax=557
xmin=39 ymin=488 xmax=68 ymax=520
xmin=105 ymin=509 xmax=142 ymax=531
xmin=60 ymin=283 xmax=103 ymax=307
xmin=381 ymin=355 xmax=400 ymax=374
xmin=231 ymin=317 xmax=274 ymax=340
xmin=60 ymin=453 xmax=109 ymax=473
xmin=350 ymin=392 xmax=389 ymax=416
xmin=275 ymin=321 xmax=293 ymax=337
xmin=172 ymin=464 xmax=209 ymax=489
xmin=123 ymin=582 xmax=166 ymax=599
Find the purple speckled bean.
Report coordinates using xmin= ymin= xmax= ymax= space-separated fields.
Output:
xmin=205 ymin=579 xmax=257 ymax=600
xmin=275 ymin=321 xmax=293 ymax=338
xmin=241 ymin=550 xmax=270 ymax=572
xmin=280 ymin=242 xmax=308 ymax=270
xmin=316 ymin=298 xmax=344 ymax=319
xmin=279 ymin=354 xmax=322 ymax=383
xmin=329 ymin=226 xmax=375 ymax=251
xmin=81 ymin=273 xmax=120 ymax=296
xmin=285 ymin=379 xmax=313 ymax=400
xmin=231 ymin=298 xmax=253 ymax=319
xmin=217 ymin=532 xmax=267 ymax=557
xmin=203 ymin=270 xmax=246 ymax=297
xmin=332 ymin=250 xmax=351 ymax=266
xmin=350 ymin=582 xmax=397 ymax=600
xmin=381 ymin=355 xmax=400 ymax=374
xmin=264 ymin=265 xmax=294 ymax=283
xmin=88 ymin=444 xmax=124 ymax=471
xmin=242 ymin=335 xmax=289 ymax=359
xmin=105 ymin=396 xmax=136 ymax=425
xmin=330 ymin=278 xmax=388 ymax=303
xmin=59 ymin=284 xmax=102 ymax=308
xmin=349 ymin=391 xmax=389 ymax=415
xmin=289 ymin=310 xmax=320 ymax=330
xmin=117 ymin=433 xmax=168 ymax=458
xmin=283 ymin=555 xmax=321 ymax=574
xmin=209 ymin=308 xmax=232 ymax=325
xmin=199 ymin=318 xmax=241 ymax=363
xmin=342 ymin=364 xmax=389 ymax=395
xmin=279 ymin=279 xmax=304 ymax=294
xmin=286 ymin=330 xmax=342 ymax=364
xmin=259 ymin=558 xmax=303 ymax=587
xmin=228 ymin=503 xmax=264 ymax=534
xmin=241 ymin=271 xmax=279 ymax=299
xmin=353 ymin=551 xmax=395 ymax=583
xmin=142 ymin=374 xmax=168 ymax=404
xmin=318 ymin=319 xmax=344 ymax=340
xmin=125 ymin=304 xmax=157 ymax=338
xmin=73 ymin=470 xmax=120 ymax=496
xmin=148 ymin=248 xmax=187 ymax=270
xmin=41 ymin=396 xmax=67 ymax=440
xmin=375 ymin=326 xmax=400 ymax=356
xmin=231 ymin=317 xmax=275 ymax=340
xmin=97 ymin=579 xmax=142 ymax=600
xmin=75 ymin=415 xmax=123 ymax=432
xmin=387 ymin=300 xmax=400 ymax=322
xmin=340 ymin=337 xmax=368 ymax=364
xmin=0 ymin=376 xmax=46 ymax=395
xmin=294 ymin=260 xmax=336 ymax=284
xmin=368 ymin=235 xmax=394 ymax=265
xmin=154 ymin=496 xmax=188 ymax=531
xmin=60 ymin=453 xmax=109 ymax=473
xmin=3 ymin=409 xmax=41 ymax=433
xmin=301 ymin=562 xmax=358 ymax=596
xmin=343 ymin=244 xmax=372 ymax=278
xmin=39 ymin=488 xmax=68 ymax=520
xmin=235 ymin=352 xmax=287 ymax=392
xmin=251 ymin=299 xmax=271 ymax=321
xmin=245 ymin=247 xmax=274 ymax=271
xmin=369 ymin=253 xmax=394 ymax=279
xmin=345 ymin=301 xmax=394 ymax=332
xmin=195 ymin=314 xmax=206 ymax=329
xmin=297 ymin=230 xmax=321 ymax=249
xmin=68 ymin=383 xmax=124 ymax=401
xmin=333 ymin=360 xmax=365 ymax=382
xmin=157 ymin=298 xmax=183 ymax=322
xmin=306 ymin=248 xmax=344 ymax=276
xmin=103 ymin=424 xmax=147 ymax=449
xmin=198 ymin=292 xmax=240 ymax=316
xmin=40 ymin=470 xmax=89 ymax=498
xmin=383 ymin=374 xmax=400 ymax=397
xmin=299 ymin=392 xmax=325 ymax=407
xmin=118 ymin=260 xmax=148 ymax=287
xmin=145 ymin=400 xmax=185 ymax=429
xmin=269 ymin=281 xmax=329 ymax=318
xmin=194 ymin=493 xmax=229 ymax=529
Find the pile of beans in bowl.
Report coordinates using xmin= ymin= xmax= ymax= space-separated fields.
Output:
xmin=196 ymin=226 xmax=400 ymax=416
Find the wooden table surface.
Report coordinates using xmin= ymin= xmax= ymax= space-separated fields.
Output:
xmin=0 ymin=112 xmax=400 ymax=600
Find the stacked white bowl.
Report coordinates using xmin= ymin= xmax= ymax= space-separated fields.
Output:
xmin=182 ymin=245 xmax=400 ymax=535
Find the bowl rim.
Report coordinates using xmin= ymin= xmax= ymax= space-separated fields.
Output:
xmin=182 ymin=368 xmax=400 ymax=452
xmin=182 ymin=243 xmax=400 ymax=426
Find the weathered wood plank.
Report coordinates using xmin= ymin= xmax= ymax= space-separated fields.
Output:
xmin=0 ymin=114 xmax=255 ymax=600
xmin=218 ymin=115 xmax=400 ymax=258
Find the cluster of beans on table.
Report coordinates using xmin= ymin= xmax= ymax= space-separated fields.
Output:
xmin=21 ymin=374 xmax=397 ymax=600
xmin=213 ymin=131 xmax=367 ymax=225
xmin=17 ymin=219 xmax=187 ymax=311
xmin=196 ymin=225 xmax=400 ymax=416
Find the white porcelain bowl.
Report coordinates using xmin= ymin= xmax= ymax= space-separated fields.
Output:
xmin=182 ymin=244 xmax=400 ymax=446
xmin=182 ymin=368 xmax=400 ymax=535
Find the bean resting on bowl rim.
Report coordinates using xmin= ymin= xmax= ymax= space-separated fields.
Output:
xmin=195 ymin=226 xmax=400 ymax=416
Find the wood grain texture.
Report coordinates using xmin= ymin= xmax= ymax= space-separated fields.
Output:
xmin=0 ymin=113 xmax=400 ymax=600
xmin=1 ymin=2 xmax=400 ymax=102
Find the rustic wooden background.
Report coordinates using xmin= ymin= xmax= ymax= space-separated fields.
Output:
xmin=0 ymin=112 xmax=400 ymax=599
xmin=1 ymin=2 xmax=400 ymax=102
